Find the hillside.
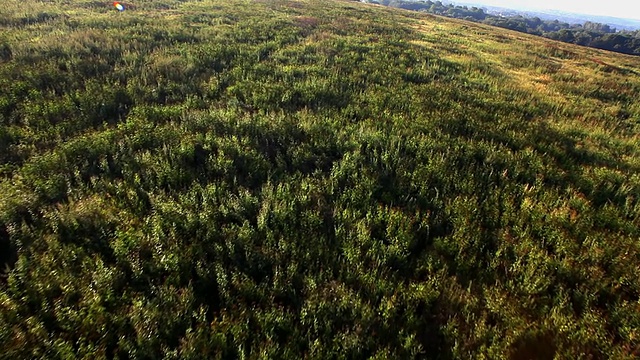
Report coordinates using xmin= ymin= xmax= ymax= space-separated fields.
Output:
xmin=1 ymin=0 xmax=640 ymax=358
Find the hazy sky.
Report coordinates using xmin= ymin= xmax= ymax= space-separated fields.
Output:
xmin=470 ymin=0 xmax=640 ymax=20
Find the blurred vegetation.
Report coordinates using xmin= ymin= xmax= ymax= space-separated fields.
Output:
xmin=1 ymin=0 xmax=640 ymax=358
xmin=370 ymin=0 xmax=640 ymax=56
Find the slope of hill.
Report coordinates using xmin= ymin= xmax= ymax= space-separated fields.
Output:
xmin=1 ymin=0 xmax=639 ymax=358
xmin=447 ymin=0 xmax=640 ymax=30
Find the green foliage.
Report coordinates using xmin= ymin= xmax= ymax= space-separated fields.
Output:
xmin=1 ymin=0 xmax=640 ymax=358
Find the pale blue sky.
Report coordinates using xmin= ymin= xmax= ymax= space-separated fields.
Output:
xmin=473 ymin=0 xmax=640 ymax=20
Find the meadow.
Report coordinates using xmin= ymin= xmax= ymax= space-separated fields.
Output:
xmin=1 ymin=0 xmax=639 ymax=358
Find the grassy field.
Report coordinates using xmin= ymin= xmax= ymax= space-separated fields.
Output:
xmin=1 ymin=0 xmax=640 ymax=358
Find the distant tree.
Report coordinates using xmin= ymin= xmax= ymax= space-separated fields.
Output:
xmin=551 ymin=29 xmax=575 ymax=43
xmin=584 ymin=21 xmax=614 ymax=33
xmin=574 ymin=31 xmax=593 ymax=46
xmin=397 ymin=1 xmax=430 ymax=11
xmin=527 ymin=17 xmax=542 ymax=29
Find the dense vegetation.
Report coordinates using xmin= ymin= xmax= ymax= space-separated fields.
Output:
xmin=368 ymin=0 xmax=640 ymax=56
xmin=1 ymin=0 xmax=640 ymax=358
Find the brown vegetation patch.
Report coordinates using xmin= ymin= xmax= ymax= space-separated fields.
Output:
xmin=509 ymin=331 xmax=557 ymax=360
xmin=590 ymin=57 xmax=629 ymax=75
xmin=294 ymin=15 xmax=320 ymax=36
xmin=253 ymin=0 xmax=305 ymax=9
xmin=543 ymin=44 xmax=578 ymax=60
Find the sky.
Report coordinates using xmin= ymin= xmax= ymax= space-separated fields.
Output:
xmin=467 ymin=0 xmax=640 ymax=20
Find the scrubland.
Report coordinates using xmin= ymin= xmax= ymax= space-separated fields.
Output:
xmin=1 ymin=0 xmax=639 ymax=358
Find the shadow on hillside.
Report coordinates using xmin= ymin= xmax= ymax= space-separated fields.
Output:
xmin=525 ymin=123 xmax=639 ymax=208
xmin=0 ymin=225 xmax=17 ymax=284
xmin=445 ymin=113 xmax=640 ymax=211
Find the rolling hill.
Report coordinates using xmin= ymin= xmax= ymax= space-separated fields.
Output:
xmin=1 ymin=0 xmax=639 ymax=358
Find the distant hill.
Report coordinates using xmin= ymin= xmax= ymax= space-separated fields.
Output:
xmin=1 ymin=0 xmax=640 ymax=358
